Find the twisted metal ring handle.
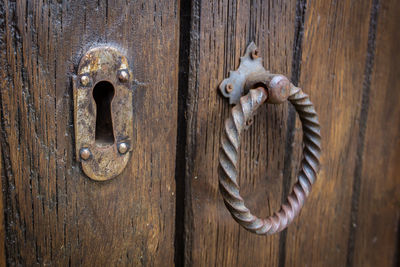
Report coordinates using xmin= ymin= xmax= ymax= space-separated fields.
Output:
xmin=218 ymin=43 xmax=321 ymax=235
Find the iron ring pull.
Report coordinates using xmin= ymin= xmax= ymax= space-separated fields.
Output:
xmin=218 ymin=43 xmax=321 ymax=235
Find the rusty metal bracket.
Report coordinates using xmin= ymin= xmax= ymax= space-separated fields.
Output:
xmin=73 ymin=46 xmax=133 ymax=181
xmin=219 ymin=42 xmax=270 ymax=104
xmin=219 ymin=42 xmax=292 ymax=105
xmin=218 ymin=42 xmax=322 ymax=235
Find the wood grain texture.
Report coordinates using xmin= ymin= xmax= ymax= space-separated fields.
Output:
xmin=0 ymin=147 xmax=5 ymax=267
xmin=183 ymin=0 xmax=400 ymax=266
xmin=352 ymin=0 xmax=400 ymax=265
xmin=0 ymin=0 xmax=399 ymax=266
xmin=184 ymin=0 xmax=298 ymax=265
xmin=283 ymin=0 xmax=375 ymax=266
xmin=0 ymin=0 xmax=179 ymax=265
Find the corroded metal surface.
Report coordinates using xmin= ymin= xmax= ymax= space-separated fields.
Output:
xmin=73 ymin=46 xmax=133 ymax=181
xmin=219 ymin=42 xmax=269 ymax=105
xmin=219 ymin=43 xmax=321 ymax=234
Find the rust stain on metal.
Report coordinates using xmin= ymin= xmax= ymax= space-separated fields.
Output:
xmin=73 ymin=46 xmax=133 ymax=181
xmin=251 ymin=48 xmax=259 ymax=59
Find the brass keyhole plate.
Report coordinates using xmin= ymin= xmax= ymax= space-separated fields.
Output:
xmin=73 ymin=46 xmax=133 ymax=181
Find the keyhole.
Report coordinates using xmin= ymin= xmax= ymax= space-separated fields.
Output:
xmin=93 ymin=81 xmax=115 ymax=146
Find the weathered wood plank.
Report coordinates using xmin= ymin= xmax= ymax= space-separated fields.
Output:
xmin=0 ymin=0 xmax=179 ymax=265
xmin=184 ymin=0 xmax=298 ymax=265
xmin=0 ymin=147 xmax=5 ymax=267
xmin=283 ymin=0 xmax=374 ymax=266
xmin=352 ymin=0 xmax=400 ymax=265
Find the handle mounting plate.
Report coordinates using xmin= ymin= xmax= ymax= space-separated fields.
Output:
xmin=219 ymin=42 xmax=269 ymax=104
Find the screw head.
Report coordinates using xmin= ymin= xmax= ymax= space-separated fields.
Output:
xmin=251 ymin=49 xmax=259 ymax=59
xmin=80 ymin=75 xmax=90 ymax=86
xmin=226 ymin=83 xmax=234 ymax=93
xmin=118 ymin=70 xmax=129 ymax=82
xmin=80 ymin=147 xmax=91 ymax=160
xmin=118 ymin=142 xmax=129 ymax=154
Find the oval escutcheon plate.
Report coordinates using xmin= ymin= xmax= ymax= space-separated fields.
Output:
xmin=73 ymin=46 xmax=133 ymax=181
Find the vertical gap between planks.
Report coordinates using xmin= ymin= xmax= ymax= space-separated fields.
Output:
xmin=182 ymin=0 xmax=201 ymax=265
xmin=174 ymin=0 xmax=193 ymax=266
xmin=0 ymin=103 xmax=6 ymax=267
xmin=0 ymin=1 xmax=5 ymax=264
xmin=345 ymin=0 xmax=380 ymax=266
xmin=0 ymin=1 xmax=15 ymax=265
xmin=394 ymin=218 xmax=400 ymax=267
xmin=278 ymin=1 xmax=307 ymax=267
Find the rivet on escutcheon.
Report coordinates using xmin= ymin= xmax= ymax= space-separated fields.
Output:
xmin=118 ymin=142 xmax=129 ymax=154
xmin=80 ymin=148 xmax=91 ymax=160
xmin=118 ymin=70 xmax=129 ymax=82
xmin=80 ymin=75 xmax=90 ymax=86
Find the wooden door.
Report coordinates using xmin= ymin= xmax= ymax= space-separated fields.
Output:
xmin=0 ymin=1 xmax=179 ymax=266
xmin=1 ymin=0 xmax=399 ymax=266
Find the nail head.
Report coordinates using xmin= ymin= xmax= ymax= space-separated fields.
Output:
xmin=226 ymin=83 xmax=233 ymax=93
xmin=251 ymin=49 xmax=259 ymax=59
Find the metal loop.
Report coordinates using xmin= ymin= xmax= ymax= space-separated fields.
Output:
xmin=219 ymin=83 xmax=321 ymax=235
